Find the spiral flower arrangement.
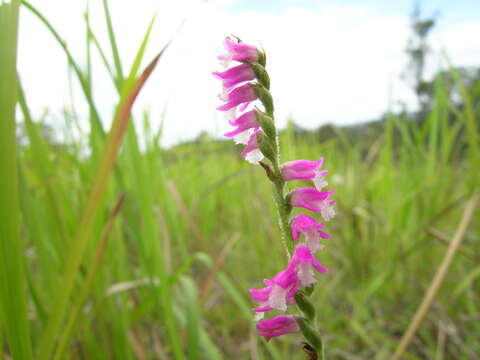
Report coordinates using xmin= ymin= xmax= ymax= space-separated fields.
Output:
xmin=214 ymin=36 xmax=336 ymax=359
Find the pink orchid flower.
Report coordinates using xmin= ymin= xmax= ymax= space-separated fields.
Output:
xmin=291 ymin=214 xmax=331 ymax=252
xmin=256 ymin=315 xmax=300 ymax=338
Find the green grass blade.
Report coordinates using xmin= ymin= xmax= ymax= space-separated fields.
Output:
xmin=198 ymin=329 xmax=223 ymax=360
xmin=53 ymin=196 xmax=125 ymax=360
xmin=0 ymin=1 xmax=33 ymax=358
xmin=180 ymin=277 xmax=200 ymax=360
xmin=124 ymin=14 xmax=156 ymax=87
xmin=84 ymin=12 xmax=116 ymax=89
xmin=102 ymin=0 xmax=124 ymax=88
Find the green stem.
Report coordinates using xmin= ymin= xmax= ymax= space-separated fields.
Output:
xmin=320 ymin=340 xmax=325 ymax=360
xmin=266 ymin=123 xmax=294 ymax=257
xmin=272 ymin=177 xmax=294 ymax=256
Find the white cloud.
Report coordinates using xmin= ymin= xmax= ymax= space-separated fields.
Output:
xmin=17 ymin=1 xmax=480 ymax=147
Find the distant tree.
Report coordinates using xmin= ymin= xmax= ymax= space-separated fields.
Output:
xmin=403 ymin=1 xmax=437 ymax=114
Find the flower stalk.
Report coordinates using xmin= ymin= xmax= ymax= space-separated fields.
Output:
xmin=214 ymin=36 xmax=335 ymax=359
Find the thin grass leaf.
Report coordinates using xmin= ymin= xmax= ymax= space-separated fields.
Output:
xmin=0 ymin=1 xmax=33 ymax=358
xmin=180 ymin=277 xmax=200 ymax=360
xmin=102 ymin=0 xmax=124 ymax=88
xmin=84 ymin=12 xmax=116 ymax=88
xmin=124 ymin=14 xmax=156 ymax=89
xmin=54 ymin=196 xmax=125 ymax=360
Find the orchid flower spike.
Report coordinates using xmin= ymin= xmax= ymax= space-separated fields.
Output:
xmin=291 ymin=214 xmax=331 ymax=252
xmin=214 ymin=35 xmax=335 ymax=352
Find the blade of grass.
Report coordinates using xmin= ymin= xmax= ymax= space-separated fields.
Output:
xmin=198 ymin=329 xmax=223 ymax=360
xmin=102 ymin=0 xmax=124 ymax=88
xmin=83 ymin=13 xmax=116 ymax=88
xmin=180 ymin=277 xmax=200 ymax=360
xmin=36 ymin=49 xmax=167 ymax=360
xmin=426 ymin=227 xmax=476 ymax=261
xmin=0 ymin=1 xmax=33 ymax=358
xmin=54 ymin=195 xmax=125 ymax=360
xmin=124 ymin=14 xmax=156 ymax=87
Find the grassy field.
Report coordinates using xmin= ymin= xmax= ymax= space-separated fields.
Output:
xmin=1 ymin=1 xmax=479 ymax=359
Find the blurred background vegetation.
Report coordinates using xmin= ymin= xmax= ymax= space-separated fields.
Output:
xmin=0 ymin=0 xmax=479 ymax=359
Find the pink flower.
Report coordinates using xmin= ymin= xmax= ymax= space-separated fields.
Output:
xmin=224 ymin=110 xmax=259 ymax=138
xmin=249 ymin=266 xmax=299 ymax=313
xmin=217 ymin=83 xmax=258 ymax=112
xmin=291 ymin=214 xmax=331 ymax=252
xmin=241 ymin=129 xmax=264 ymax=164
xmin=281 ymin=159 xmax=329 ymax=190
xmin=290 ymin=243 xmax=329 ymax=287
xmin=249 ymin=244 xmax=328 ymax=313
xmin=289 ymin=187 xmax=334 ymax=214
xmin=319 ymin=199 xmax=336 ymax=221
xmin=218 ymin=37 xmax=260 ymax=66
xmin=213 ymin=63 xmax=256 ymax=89
xmin=256 ymin=315 xmax=300 ymax=338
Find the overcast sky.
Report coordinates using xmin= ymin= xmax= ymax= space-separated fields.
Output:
xmin=17 ymin=0 xmax=480 ymax=146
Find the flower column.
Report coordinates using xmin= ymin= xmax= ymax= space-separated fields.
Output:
xmin=214 ymin=36 xmax=336 ymax=359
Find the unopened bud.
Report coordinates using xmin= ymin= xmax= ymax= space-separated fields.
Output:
xmin=303 ymin=285 xmax=315 ymax=297
xmin=256 ymin=110 xmax=276 ymax=140
xmin=296 ymin=317 xmax=323 ymax=353
xmin=295 ymin=292 xmax=316 ymax=321
xmin=257 ymin=49 xmax=266 ymax=67
xmin=253 ymin=84 xmax=274 ymax=116
xmin=257 ymin=131 xmax=276 ymax=163
xmin=251 ymin=63 xmax=270 ymax=89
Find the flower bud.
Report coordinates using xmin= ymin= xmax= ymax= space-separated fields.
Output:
xmin=257 ymin=131 xmax=276 ymax=163
xmin=250 ymin=63 xmax=270 ymax=89
xmin=257 ymin=110 xmax=276 ymax=140
xmin=296 ymin=317 xmax=323 ymax=353
xmin=257 ymin=48 xmax=266 ymax=67
xmin=295 ymin=291 xmax=316 ymax=321
xmin=253 ymin=84 xmax=274 ymax=115
xmin=303 ymin=285 xmax=315 ymax=296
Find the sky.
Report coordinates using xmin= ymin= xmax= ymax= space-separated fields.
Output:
xmin=17 ymin=0 xmax=480 ymax=146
